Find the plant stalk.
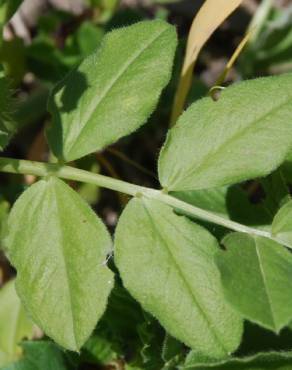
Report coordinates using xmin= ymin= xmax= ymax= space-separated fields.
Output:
xmin=0 ymin=157 xmax=273 ymax=241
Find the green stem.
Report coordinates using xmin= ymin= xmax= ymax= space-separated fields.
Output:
xmin=0 ymin=157 xmax=272 ymax=240
xmin=0 ymin=157 xmax=142 ymax=196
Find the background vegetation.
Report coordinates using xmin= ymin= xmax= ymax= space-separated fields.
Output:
xmin=1 ymin=0 xmax=292 ymax=369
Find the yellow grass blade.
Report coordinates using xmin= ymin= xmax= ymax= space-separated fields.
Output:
xmin=209 ymin=27 xmax=254 ymax=100
xmin=170 ymin=0 xmax=243 ymax=126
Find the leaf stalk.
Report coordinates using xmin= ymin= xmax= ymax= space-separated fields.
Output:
xmin=0 ymin=157 xmax=275 ymax=242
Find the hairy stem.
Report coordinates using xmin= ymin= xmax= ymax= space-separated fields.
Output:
xmin=0 ymin=157 xmax=274 ymax=241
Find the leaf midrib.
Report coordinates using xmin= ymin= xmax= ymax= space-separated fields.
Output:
xmin=66 ymin=26 xmax=169 ymax=157
xmin=143 ymin=200 xmax=228 ymax=354
xmin=52 ymin=180 xmax=78 ymax=350
xmin=254 ymin=237 xmax=277 ymax=330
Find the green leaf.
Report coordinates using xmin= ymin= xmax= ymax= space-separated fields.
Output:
xmin=159 ymin=73 xmax=292 ymax=191
xmin=115 ymin=198 xmax=243 ymax=359
xmin=183 ymin=351 xmax=292 ymax=369
xmin=5 ymin=177 xmax=114 ymax=351
xmin=272 ymin=200 xmax=292 ymax=248
xmin=0 ymin=280 xmax=34 ymax=367
xmin=216 ymin=233 xmax=292 ymax=333
xmin=47 ymin=20 xmax=177 ymax=162
xmin=0 ymin=71 xmax=16 ymax=151
xmin=2 ymin=341 xmax=69 ymax=370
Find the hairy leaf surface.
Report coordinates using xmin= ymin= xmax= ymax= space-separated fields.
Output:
xmin=183 ymin=351 xmax=292 ymax=369
xmin=5 ymin=177 xmax=114 ymax=351
xmin=0 ymin=280 xmax=34 ymax=367
xmin=115 ymin=198 xmax=242 ymax=359
xmin=47 ymin=20 xmax=177 ymax=162
xmin=216 ymin=233 xmax=292 ymax=332
xmin=159 ymin=73 xmax=292 ymax=191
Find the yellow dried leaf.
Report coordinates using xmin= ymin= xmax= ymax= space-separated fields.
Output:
xmin=171 ymin=0 xmax=243 ymax=125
